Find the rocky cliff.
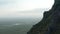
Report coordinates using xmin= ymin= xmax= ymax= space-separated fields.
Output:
xmin=27 ymin=0 xmax=60 ymax=34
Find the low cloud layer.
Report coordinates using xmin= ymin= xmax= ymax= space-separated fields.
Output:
xmin=0 ymin=0 xmax=54 ymax=17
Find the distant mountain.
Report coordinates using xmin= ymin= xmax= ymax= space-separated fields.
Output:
xmin=27 ymin=0 xmax=60 ymax=34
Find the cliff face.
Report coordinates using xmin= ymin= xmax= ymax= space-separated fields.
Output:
xmin=27 ymin=0 xmax=60 ymax=34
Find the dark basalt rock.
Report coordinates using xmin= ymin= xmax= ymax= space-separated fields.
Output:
xmin=27 ymin=0 xmax=60 ymax=34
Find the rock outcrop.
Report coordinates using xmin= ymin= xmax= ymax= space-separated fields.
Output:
xmin=27 ymin=0 xmax=60 ymax=34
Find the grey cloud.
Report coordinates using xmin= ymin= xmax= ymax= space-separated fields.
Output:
xmin=17 ymin=8 xmax=49 ymax=13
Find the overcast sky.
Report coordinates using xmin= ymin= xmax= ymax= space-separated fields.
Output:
xmin=0 ymin=0 xmax=54 ymax=17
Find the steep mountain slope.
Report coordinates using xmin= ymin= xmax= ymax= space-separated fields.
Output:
xmin=27 ymin=0 xmax=60 ymax=34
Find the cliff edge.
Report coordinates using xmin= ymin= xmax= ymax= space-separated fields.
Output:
xmin=27 ymin=0 xmax=60 ymax=34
